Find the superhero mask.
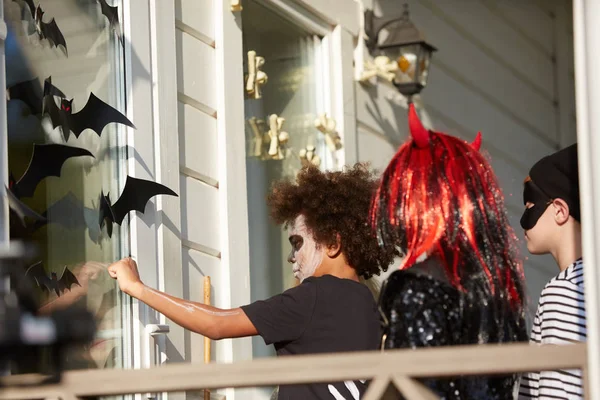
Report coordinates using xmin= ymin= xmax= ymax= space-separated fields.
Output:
xmin=520 ymin=178 xmax=552 ymax=230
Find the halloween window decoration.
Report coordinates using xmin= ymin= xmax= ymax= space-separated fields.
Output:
xmin=314 ymin=113 xmax=343 ymax=153
xmin=42 ymin=82 xmax=136 ymax=141
xmin=4 ymin=0 xmax=177 ymax=374
xmin=245 ymin=50 xmax=268 ymax=99
xmin=247 ymin=114 xmax=290 ymax=160
xmin=12 ymin=0 xmax=68 ymax=55
xmin=97 ymin=0 xmax=124 ymax=46
xmin=231 ymin=0 xmax=242 ymax=12
xmin=99 ymin=175 xmax=179 ymax=238
xmin=26 ymin=261 xmax=81 ymax=297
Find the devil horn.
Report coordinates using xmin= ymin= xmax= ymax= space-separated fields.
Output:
xmin=408 ymin=103 xmax=429 ymax=148
xmin=471 ymin=131 xmax=482 ymax=151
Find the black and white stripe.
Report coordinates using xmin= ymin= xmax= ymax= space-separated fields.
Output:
xmin=518 ymin=258 xmax=586 ymax=399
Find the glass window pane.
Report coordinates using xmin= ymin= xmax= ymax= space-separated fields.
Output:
xmin=241 ymin=0 xmax=330 ymax=369
xmin=5 ymin=0 xmax=127 ymax=372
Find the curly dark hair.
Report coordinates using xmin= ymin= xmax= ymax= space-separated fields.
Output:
xmin=266 ymin=163 xmax=396 ymax=279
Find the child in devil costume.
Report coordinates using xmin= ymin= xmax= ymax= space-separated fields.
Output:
xmin=372 ymin=104 xmax=528 ymax=399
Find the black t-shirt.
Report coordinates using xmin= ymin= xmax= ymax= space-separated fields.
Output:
xmin=241 ymin=274 xmax=379 ymax=400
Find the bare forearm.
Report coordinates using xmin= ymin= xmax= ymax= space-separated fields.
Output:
xmin=131 ymin=283 xmax=252 ymax=339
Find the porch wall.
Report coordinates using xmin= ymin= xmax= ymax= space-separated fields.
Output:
xmin=174 ymin=0 xmax=225 ymax=366
xmin=359 ymin=0 xmax=576 ymax=315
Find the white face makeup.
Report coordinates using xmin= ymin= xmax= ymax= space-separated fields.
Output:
xmin=288 ymin=215 xmax=324 ymax=282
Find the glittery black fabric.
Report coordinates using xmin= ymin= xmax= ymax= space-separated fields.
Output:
xmin=379 ymin=267 xmax=526 ymax=400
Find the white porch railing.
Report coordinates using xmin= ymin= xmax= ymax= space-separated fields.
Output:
xmin=0 ymin=342 xmax=587 ymax=400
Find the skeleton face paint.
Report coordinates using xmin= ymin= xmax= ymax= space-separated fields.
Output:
xmin=288 ymin=215 xmax=324 ymax=282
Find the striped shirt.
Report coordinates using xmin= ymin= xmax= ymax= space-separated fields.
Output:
xmin=518 ymin=258 xmax=586 ymax=400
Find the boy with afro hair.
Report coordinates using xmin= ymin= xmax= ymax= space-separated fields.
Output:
xmin=108 ymin=163 xmax=396 ymax=400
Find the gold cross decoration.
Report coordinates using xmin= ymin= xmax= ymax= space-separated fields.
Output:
xmin=246 ymin=51 xmax=268 ymax=99
xmin=231 ymin=0 xmax=242 ymax=12
xmin=314 ymin=113 xmax=343 ymax=153
xmin=267 ymin=114 xmax=289 ymax=160
xmin=359 ymin=56 xmax=398 ymax=83
xmin=247 ymin=117 xmax=266 ymax=158
xmin=247 ymin=115 xmax=289 ymax=160
xmin=299 ymin=145 xmax=321 ymax=167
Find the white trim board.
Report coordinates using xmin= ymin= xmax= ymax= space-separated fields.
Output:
xmin=287 ymin=0 xmax=361 ymax=35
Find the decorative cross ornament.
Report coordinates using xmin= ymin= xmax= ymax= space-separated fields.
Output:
xmin=359 ymin=55 xmax=398 ymax=83
xmin=247 ymin=115 xmax=289 ymax=160
xmin=231 ymin=0 xmax=242 ymax=12
xmin=299 ymin=145 xmax=321 ymax=167
xmin=268 ymin=114 xmax=289 ymax=160
xmin=248 ymin=117 xmax=266 ymax=158
xmin=246 ymin=51 xmax=268 ymax=99
xmin=314 ymin=113 xmax=343 ymax=152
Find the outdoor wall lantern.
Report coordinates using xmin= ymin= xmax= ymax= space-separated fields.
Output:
xmin=363 ymin=3 xmax=437 ymax=100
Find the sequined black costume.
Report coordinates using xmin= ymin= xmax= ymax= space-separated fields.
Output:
xmin=372 ymin=105 xmax=529 ymax=400
xmin=379 ymin=264 xmax=526 ymax=400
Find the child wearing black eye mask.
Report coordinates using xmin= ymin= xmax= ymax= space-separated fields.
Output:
xmin=518 ymin=143 xmax=585 ymax=400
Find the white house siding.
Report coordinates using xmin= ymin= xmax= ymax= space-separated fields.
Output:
xmin=174 ymin=2 xmax=254 ymax=399
xmin=174 ymin=0 xmax=229 ymax=370
xmin=359 ymin=0 xmax=576 ymax=317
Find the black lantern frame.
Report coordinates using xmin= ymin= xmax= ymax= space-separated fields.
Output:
xmin=364 ymin=4 xmax=437 ymax=99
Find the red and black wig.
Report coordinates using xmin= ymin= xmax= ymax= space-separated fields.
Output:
xmin=371 ymin=104 xmax=527 ymax=341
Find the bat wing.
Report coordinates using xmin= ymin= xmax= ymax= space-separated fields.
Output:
xmin=56 ymin=266 xmax=80 ymax=293
xmin=98 ymin=191 xmax=115 ymax=238
xmin=43 ymin=76 xmax=66 ymax=98
xmin=111 ymin=176 xmax=178 ymax=225
xmin=15 ymin=144 xmax=94 ymax=198
xmin=42 ymin=94 xmax=64 ymax=131
xmin=8 ymin=79 xmax=43 ymax=115
xmin=98 ymin=0 xmax=123 ymax=45
xmin=70 ymin=93 xmax=135 ymax=137
xmin=7 ymin=186 xmax=47 ymax=227
xmin=40 ymin=18 xmax=68 ymax=54
xmin=25 ymin=261 xmax=54 ymax=292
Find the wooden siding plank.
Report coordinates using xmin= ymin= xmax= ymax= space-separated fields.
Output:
xmin=176 ymin=30 xmax=217 ymax=111
xmin=182 ymin=246 xmax=222 ymax=364
xmin=178 ymin=102 xmax=219 ymax=183
xmin=179 ymin=175 xmax=221 ymax=252
xmin=483 ymin=0 xmax=555 ymax=56
xmin=175 ymin=0 xmax=215 ymax=44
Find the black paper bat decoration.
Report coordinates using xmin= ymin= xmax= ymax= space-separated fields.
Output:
xmin=9 ymin=143 xmax=94 ymax=199
xmin=33 ymin=5 xmax=68 ymax=55
xmin=99 ymin=176 xmax=178 ymax=237
xmin=43 ymin=88 xmax=135 ymax=141
xmin=8 ymin=77 xmax=65 ymax=116
xmin=98 ymin=0 xmax=123 ymax=46
xmin=25 ymin=261 xmax=80 ymax=296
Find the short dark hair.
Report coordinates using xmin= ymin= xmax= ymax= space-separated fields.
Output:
xmin=267 ymin=164 xmax=395 ymax=279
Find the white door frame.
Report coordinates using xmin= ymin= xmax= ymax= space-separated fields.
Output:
xmin=573 ymin=0 xmax=600 ymax=398
xmin=122 ymin=0 xmax=184 ymax=389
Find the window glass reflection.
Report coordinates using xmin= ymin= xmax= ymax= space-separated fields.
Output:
xmin=5 ymin=0 xmax=127 ymax=372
